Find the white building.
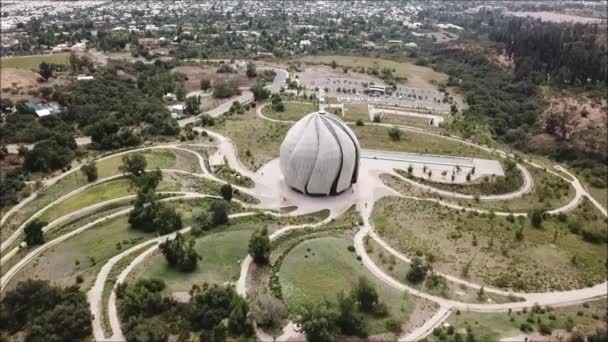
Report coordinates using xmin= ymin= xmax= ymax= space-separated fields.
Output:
xmin=280 ymin=111 xmax=360 ymax=196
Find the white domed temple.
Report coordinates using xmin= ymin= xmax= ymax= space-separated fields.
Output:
xmin=279 ymin=110 xmax=360 ymax=196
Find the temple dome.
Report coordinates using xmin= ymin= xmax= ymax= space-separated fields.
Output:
xmin=279 ymin=110 xmax=360 ymax=196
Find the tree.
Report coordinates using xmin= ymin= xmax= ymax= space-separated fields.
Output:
xmin=251 ymin=82 xmax=270 ymax=101
xmin=190 ymin=285 xmax=245 ymax=331
xmin=228 ymin=298 xmax=251 ymax=335
xmin=24 ymin=219 xmax=46 ymax=246
xmin=199 ymin=114 xmax=215 ymax=127
xmin=212 ymin=79 xmax=241 ymax=99
xmin=153 ymin=206 xmax=183 ymax=234
xmin=388 ymin=126 xmax=402 ymax=141
xmin=220 ymin=183 xmax=233 ymax=201
xmin=200 ymin=78 xmax=211 ymax=91
xmin=251 ymin=294 xmax=288 ymax=329
xmin=159 ymin=233 xmax=201 ymax=272
xmin=210 ymin=200 xmax=230 ymax=226
xmin=544 ymin=101 xmax=579 ymax=140
xmin=271 ymin=95 xmax=285 ymax=112
xmin=119 ymin=153 xmax=147 ymax=178
xmin=81 ymin=161 xmax=98 ymax=182
xmin=199 ymin=324 xmax=226 ymax=342
xmin=352 ymin=277 xmax=378 ymax=313
xmin=184 ymin=95 xmax=201 ymax=116
xmin=406 ymin=257 xmax=430 ymax=284
xmin=124 ymin=317 xmax=168 ymax=342
xmin=192 ymin=208 xmax=213 ymax=232
xmin=335 ymin=291 xmax=368 ymax=337
xmin=39 ymin=62 xmax=53 ymax=79
xmin=530 ymin=209 xmax=543 ymax=228
xmin=298 ymin=301 xmax=337 ymax=342
xmin=175 ymin=84 xmax=186 ymax=101
xmin=246 ymin=61 xmax=257 ymax=78
xmin=248 ymin=227 xmax=271 ymax=264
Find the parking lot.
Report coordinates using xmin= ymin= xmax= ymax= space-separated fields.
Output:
xmin=299 ymin=76 xmax=451 ymax=113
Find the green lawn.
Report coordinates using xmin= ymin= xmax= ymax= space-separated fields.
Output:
xmin=213 ymin=108 xmax=291 ymax=170
xmin=8 ymin=216 xmax=153 ymax=291
xmin=352 ymin=124 xmax=496 ymax=159
xmin=132 ymin=229 xmax=252 ymax=292
xmin=427 ymin=299 xmax=607 ymax=342
xmin=262 ymin=101 xmax=317 ymax=121
xmin=279 ymin=237 xmax=414 ymax=335
xmin=343 ymin=103 xmax=370 ymax=122
xmin=0 ymin=53 xmax=71 ymax=69
xmin=373 ymin=197 xmax=608 ymax=292
xmin=96 ymin=150 xmax=177 ymax=178
xmin=38 ymin=178 xmax=181 ymax=223
xmin=1 ymin=150 xmax=181 ymax=239
xmin=130 ymin=213 xmax=322 ymax=293
xmin=1 ymin=171 xmax=89 ymax=241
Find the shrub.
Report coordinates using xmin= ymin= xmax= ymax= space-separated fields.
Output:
xmin=406 ymin=257 xmax=430 ymax=284
xmin=388 ymin=126 xmax=402 ymax=141
xmin=24 ymin=219 xmax=46 ymax=246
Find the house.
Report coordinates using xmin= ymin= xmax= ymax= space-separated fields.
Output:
xmin=77 ymin=75 xmax=94 ymax=81
xmin=138 ymin=37 xmax=160 ymax=48
xmin=256 ymin=51 xmax=274 ymax=58
xmin=299 ymin=40 xmax=312 ymax=49
xmin=25 ymin=102 xmax=61 ymax=117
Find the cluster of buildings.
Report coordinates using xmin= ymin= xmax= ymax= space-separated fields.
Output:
xmin=0 ymin=0 xmax=477 ymax=58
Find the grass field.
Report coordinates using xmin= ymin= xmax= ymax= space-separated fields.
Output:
xmin=343 ymin=103 xmax=371 ymax=122
xmin=38 ymin=178 xmax=181 ymax=223
xmin=8 ymin=215 xmax=153 ymax=291
xmin=420 ymin=166 xmax=576 ymax=212
xmin=213 ymin=108 xmax=291 ymax=170
xmin=132 ymin=229 xmax=252 ymax=292
xmin=0 ymin=53 xmax=71 ymax=70
xmin=352 ymin=124 xmax=496 ymax=159
xmin=297 ymin=55 xmax=448 ymax=89
xmin=427 ymin=299 xmax=607 ymax=342
xmin=131 ymin=213 xmax=324 ymax=293
xmin=96 ymin=150 xmax=178 ymax=178
xmin=279 ymin=237 xmax=414 ymax=335
xmin=365 ymin=237 xmax=521 ymax=304
xmin=373 ymin=197 xmax=607 ymax=292
xmin=262 ymin=101 xmax=317 ymax=121
xmin=378 ymin=113 xmax=438 ymax=129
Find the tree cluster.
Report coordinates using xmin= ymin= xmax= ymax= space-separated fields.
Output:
xmin=0 ymin=168 xmax=28 ymax=208
xmin=123 ymin=154 xmax=183 ymax=234
xmin=23 ymin=133 xmax=78 ymax=172
xmin=159 ymin=233 xmax=201 ymax=272
xmin=212 ymin=79 xmax=241 ymax=98
xmin=489 ymin=18 xmax=607 ymax=87
xmin=297 ymin=277 xmax=393 ymax=342
xmin=192 ymin=199 xmax=231 ymax=233
xmin=0 ymin=280 xmax=92 ymax=341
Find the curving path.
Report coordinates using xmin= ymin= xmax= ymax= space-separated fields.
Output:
xmin=0 ymin=193 xmax=204 ymax=292
xmin=3 ymin=91 xmax=607 ymax=342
